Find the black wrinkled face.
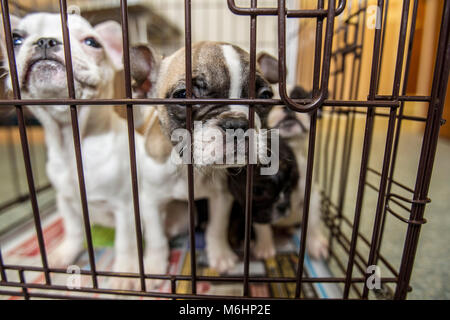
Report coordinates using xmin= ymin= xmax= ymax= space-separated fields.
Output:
xmin=227 ymin=138 xmax=299 ymax=223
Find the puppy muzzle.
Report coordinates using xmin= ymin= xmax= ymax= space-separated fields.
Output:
xmin=35 ymin=37 xmax=62 ymax=56
xmin=218 ymin=117 xmax=249 ymax=132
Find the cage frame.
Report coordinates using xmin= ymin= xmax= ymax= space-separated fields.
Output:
xmin=0 ymin=0 xmax=448 ymax=300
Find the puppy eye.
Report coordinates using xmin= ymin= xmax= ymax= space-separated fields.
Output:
xmin=83 ymin=37 xmax=101 ymax=48
xmin=258 ymin=88 xmax=273 ymax=99
xmin=173 ymin=89 xmax=187 ymax=99
xmin=12 ymin=33 xmax=24 ymax=47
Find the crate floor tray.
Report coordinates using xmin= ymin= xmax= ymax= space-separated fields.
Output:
xmin=0 ymin=213 xmax=341 ymax=299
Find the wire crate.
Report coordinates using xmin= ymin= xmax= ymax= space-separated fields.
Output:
xmin=0 ymin=0 xmax=449 ymax=300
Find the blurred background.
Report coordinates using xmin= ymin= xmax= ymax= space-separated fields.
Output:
xmin=0 ymin=0 xmax=448 ymax=299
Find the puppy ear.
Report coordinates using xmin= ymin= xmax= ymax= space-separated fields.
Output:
xmin=113 ymin=46 xmax=161 ymax=134
xmin=130 ymin=44 xmax=161 ymax=98
xmin=289 ymin=85 xmax=315 ymax=126
xmin=94 ymin=20 xmax=123 ymax=71
xmin=142 ymin=109 xmax=172 ymax=163
xmin=257 ymin=52 xmax=279 ymax=84
xmin=289 ymin=85 xmax=311 ymax=100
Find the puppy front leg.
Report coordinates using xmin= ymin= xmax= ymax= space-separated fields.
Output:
xmin=305 ymin=188 xmax=329 ymax=260
xmin=49 ymin=194 xmax=84 ymax=267
xmin=142 ymin=200 xmax=169 ymax=289
xmin=253 ymin=223 xmax=276 ymax=260
xmin=109 ymin=207 xmax=141 ymax=290
xmin=206 ymin=193 xmax=238 ymax=273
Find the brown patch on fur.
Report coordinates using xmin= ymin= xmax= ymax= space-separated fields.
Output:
xmin=142 ymin=108 xmax=173 ymax=163
xmin=130 ymin=45 xmax=161 ymax=98
xmin=112 ymin=70 xmax=131 ymax=130
xmin=114 ymin=105 xmax=127 ymax=119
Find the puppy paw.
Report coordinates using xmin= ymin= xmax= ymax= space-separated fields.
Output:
xmin=144 ymin=247 xmax=169 ymax=290
xmin=48 ymin=238 xmax=83 ymax=268
xmin=110 ymin=259 xmax=141 ymax=291
xmin=207 ymin=244 xmax=238 ymax=273
xmin=306 ymin=232 xmax=329 ymax=260
xmin=253 ymin=240 xmax=276 ymax=260
xmin=109 ymin=275 xmax=141 ymax=291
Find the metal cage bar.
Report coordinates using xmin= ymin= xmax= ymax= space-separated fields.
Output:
xmin=295 ymin=0 xmax=325 ymax=299
xmin=0 ymin=0 xmax=51 ymax=286
xmin=343 ymin=0 xmax=386 ymax=299
xmin=394 ymin=0 xmax=450 ymax=299
xmin=58 ymin=0 xmax=98 ymax=289
xmin=184 ymin=0 xmax=197 ymax=295
xmin=119 ymin=0 xmax=148 ymax=292
xmin=374 ymin=0 xmax=419 ymax=269
xmin=242 ymin=0 xmax=257 ymax=297
xmin=361 ymin=0 xmax=415 ymax=299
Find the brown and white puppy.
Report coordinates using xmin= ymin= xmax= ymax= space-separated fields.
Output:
xmin=138 ymin=41 xmax=276 ymax=272
xmin=0 ymin=13 xmax=168 ymax=290
xmin=227 ymin=138 xmax=299 ymax=259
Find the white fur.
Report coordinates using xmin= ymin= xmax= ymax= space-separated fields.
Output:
xmin=140 ymin=143 xmax=238 ymax=273
xmin=222 ymin=45 xmax=263 ymax=130
xmin=222 ymin=45 xmax=241 ymax=99
xmin=253 ymin=223 xmax=276 ymax=259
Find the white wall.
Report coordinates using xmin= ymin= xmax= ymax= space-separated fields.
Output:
xmin=149 ymin=0 xmax=299 ymax=84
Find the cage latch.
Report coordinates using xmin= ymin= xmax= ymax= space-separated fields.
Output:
xmin=385 ymin=193 xmax=430 ymax=225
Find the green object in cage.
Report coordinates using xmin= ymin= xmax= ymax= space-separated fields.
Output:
xmin=85 ymin=225 xmax=115 ymax=248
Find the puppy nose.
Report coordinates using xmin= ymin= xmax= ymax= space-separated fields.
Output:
xmin=36 ymin=38 xmax=60 ymax=49
xmin=219 ymin=118 xmax=249 ymax=132
xmin=284 ymin=106 xmax=295 ymax=115
xmin=276 ymin=202 xmax=289 ymax=212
